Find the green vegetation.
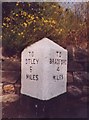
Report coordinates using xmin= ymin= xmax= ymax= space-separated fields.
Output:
xmin=2 ymin=2 xmax=88 ymax=56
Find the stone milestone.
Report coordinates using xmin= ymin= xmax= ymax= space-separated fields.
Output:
xmin=21 ymin=38 xmax=67 ymax=100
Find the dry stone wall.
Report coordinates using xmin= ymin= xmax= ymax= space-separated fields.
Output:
xmin=1 ymin=44 xmax=89 ymax=118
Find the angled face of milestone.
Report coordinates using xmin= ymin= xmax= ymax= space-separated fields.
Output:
xmin=21 ymin=38 xmax=67 ymax=100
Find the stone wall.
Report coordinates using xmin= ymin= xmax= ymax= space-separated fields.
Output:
xmin=67 ymin=46 xmax=89 ymax=102
xmin=1 ymin=46 xmax=89 ymax=118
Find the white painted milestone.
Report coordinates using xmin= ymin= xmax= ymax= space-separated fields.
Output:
xmin=21 ymin=38 xmax=67 ymax=100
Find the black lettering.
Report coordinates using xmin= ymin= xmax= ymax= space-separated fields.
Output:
xmin=29 ymin=52 xmax=31 ymax=56
xmin=49 ymin=59 xmax=62 ymax=65
xmin=56 ymin=51 xmax=61 ymax=57
xmin=36 ymin=75 xmax=38 ymax=81
xmin=25 ymin=59 xmax=39 ymax=64
xmin=29 ymin=51 xmax=34 ymax=57
xmin=50 ymin=58 xmax=54 ymax=64
xmin=26 ymin=74 xmax=38 ymax=81
xmin=30 ymin=74 xmax=32 ymax=80
xmin=33 ymin=75 xmax=38 ymax=81
xmin=53 ymin=76 xmax=56 ymax=79
xmin=49 ymin=59 xmax=66 ymax=65
xmin=30 ymin=66 xmax=32 ymax=72
xmin=32 ymin=51 xmax=34 ymax=57
xmin=26 ymin=74 xmax=29 ymax=79
xmin=25 ymin=59 xmax=27 ymax=64
xmin=53 ymin=75 xmax=63 ymax=80
xmin=61 ymin=60 xmax=66 ymax=65
xmin=57 ymin=67 xmax=60 ymax=71
xmin=33 ymin=75 xmax=35 ymax=80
